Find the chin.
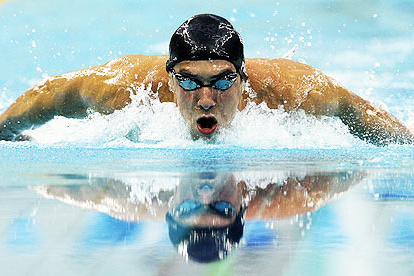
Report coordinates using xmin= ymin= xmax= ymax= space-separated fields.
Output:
xmin=190 ymin=127 xmax=218 ymax=140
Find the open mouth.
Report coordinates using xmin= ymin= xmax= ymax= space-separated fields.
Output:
xmin=196 ymin=116 xmax=218 ymax=135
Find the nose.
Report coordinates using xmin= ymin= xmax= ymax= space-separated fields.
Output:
xmin=197 ymin=88 xmax=216 ymax=111
xmin=197 ymin=183 xmax=215 ymax=203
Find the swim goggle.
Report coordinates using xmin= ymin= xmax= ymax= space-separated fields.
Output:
xmin=172 ymin=70 xmax=239 ymax=91
xmin=171 ymin=199 xmax=237 ymax=218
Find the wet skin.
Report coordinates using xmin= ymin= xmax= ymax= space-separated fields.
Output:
xmin=1 ymin=55 xmax=413 ymax=145
xmin=170 ymin=173 xmax=243 ymax=228
xmin=169 ymin=60 xmax=244 ymax=138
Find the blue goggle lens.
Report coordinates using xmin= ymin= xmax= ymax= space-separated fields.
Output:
xmin=211 ymin=201 xmax=237 ymax=216
xmin=173 ymin=199 xmax=236 ymax=218
xmin=177 ymin=79 xmax=200 ymax=91
xmin=212 ymin=79 xmax=235 ymax=90
xmin=174 ymin=199 xmax=202 ymax=217
xmin=175 ymin=73 xmax=238 ymax=91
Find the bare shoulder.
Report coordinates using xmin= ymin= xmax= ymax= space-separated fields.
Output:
xmin=87 ymin=54 xmax=171 ymax=103
xmin=54 ymin=54 xmax=171 ymax=110
xmin=244 ymin=58 xmax=345 ymax=115
xmin=245 ymin=58 xmax=414 ymax=144
xmin=53 ymin=54 xmax=167 ymax=86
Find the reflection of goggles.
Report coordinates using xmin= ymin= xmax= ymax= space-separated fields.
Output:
xmin=172 ymin=70 xmax=239 ymax=91
xmin=171 ymin=199 xmax=237 ymax=218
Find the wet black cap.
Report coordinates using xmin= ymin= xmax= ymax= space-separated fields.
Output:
xmin=166 ymin=209 xmax=245 ymax=263
xmin=166 ymin=14 xmax=247 ymax=80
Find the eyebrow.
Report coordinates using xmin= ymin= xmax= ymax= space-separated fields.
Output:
xmin=177 ymin=69 xmax=236 ymax=81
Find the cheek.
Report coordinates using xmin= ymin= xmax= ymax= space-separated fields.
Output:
xmin=174 ymin=83 xmax=193 ymax=105
xmin=218 ymin=92 xmax=240 ymax=116
xmin=176 ymin=91 xmax=196 ymax=116
xmin=217 ymin=185 xmax=241 ymax=207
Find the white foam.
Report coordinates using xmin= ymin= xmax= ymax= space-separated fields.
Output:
xmin=219 ymin=102 xmax=360 ymax=149
xmin=22 ymin=86 xmax=361 ymax=149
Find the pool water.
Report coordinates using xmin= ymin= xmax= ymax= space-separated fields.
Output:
xmin=1 ymin=0 xmax=414 ymax=275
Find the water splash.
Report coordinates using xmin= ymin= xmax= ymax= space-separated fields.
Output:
xmin=20 ymin=86 xmax=363 ymax=149
xmin=283 ymin=45 xmax=299 ymax=59
xmin=219 ymin=101 xmax=360 ymax=148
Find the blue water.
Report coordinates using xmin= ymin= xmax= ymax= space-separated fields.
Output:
xmin=1 ymin=0 xmax=414 ymax=275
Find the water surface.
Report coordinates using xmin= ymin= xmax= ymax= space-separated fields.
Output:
xmin=1 ymin=0 xmax=414 ymax=275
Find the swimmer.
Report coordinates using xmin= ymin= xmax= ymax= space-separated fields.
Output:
xmin=0 ymin=14 xmax=413 ymax=145
xmin=36 ymin=170 xmax=363 ymax=262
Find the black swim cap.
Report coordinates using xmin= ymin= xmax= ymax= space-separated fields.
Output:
xmin=166 ymin=209 xmax=245 ymax=263
xmin=166 ymin=14 xmax=247 ymax=80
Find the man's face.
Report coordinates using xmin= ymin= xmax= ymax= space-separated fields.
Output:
xmin=169 ymin=60 xmax=243 ymax=138
xmin=171 ymin=173 xmax=243 ymax=228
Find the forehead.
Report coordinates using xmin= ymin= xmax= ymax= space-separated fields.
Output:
xmin=173 ymin=60 xmax=236 ymax=76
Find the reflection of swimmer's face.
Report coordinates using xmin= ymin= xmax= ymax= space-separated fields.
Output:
xmin=169 ymin=60 xmax=243 ymax=138
xmin=171 ymin=174 xmax=242 ymax=228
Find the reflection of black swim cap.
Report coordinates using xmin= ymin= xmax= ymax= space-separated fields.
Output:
xmin=166 ymin=209 xmax=245 ymax=263
xmin=166 ymin=14 xmax=247 ymax=80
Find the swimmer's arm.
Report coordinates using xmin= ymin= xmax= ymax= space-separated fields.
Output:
xmin=245 ymin=172 xmax=363 ymax=219
xmin=0 ymin=64 xmax=134 ymax=141
xmin=336 ymin=88 xmax=414 ymax=145
xmin=0 ymin=76 xmax=91 ymax=141
xmin=34 ymin=181 xmax=171 ymax=221
xmin=296 ymin=73 xmax=414 ymax=145
xmin=245 ymin=58 xmax=414 ymax=145
xmin=0 ymin=55 xmax=171 ymax=141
